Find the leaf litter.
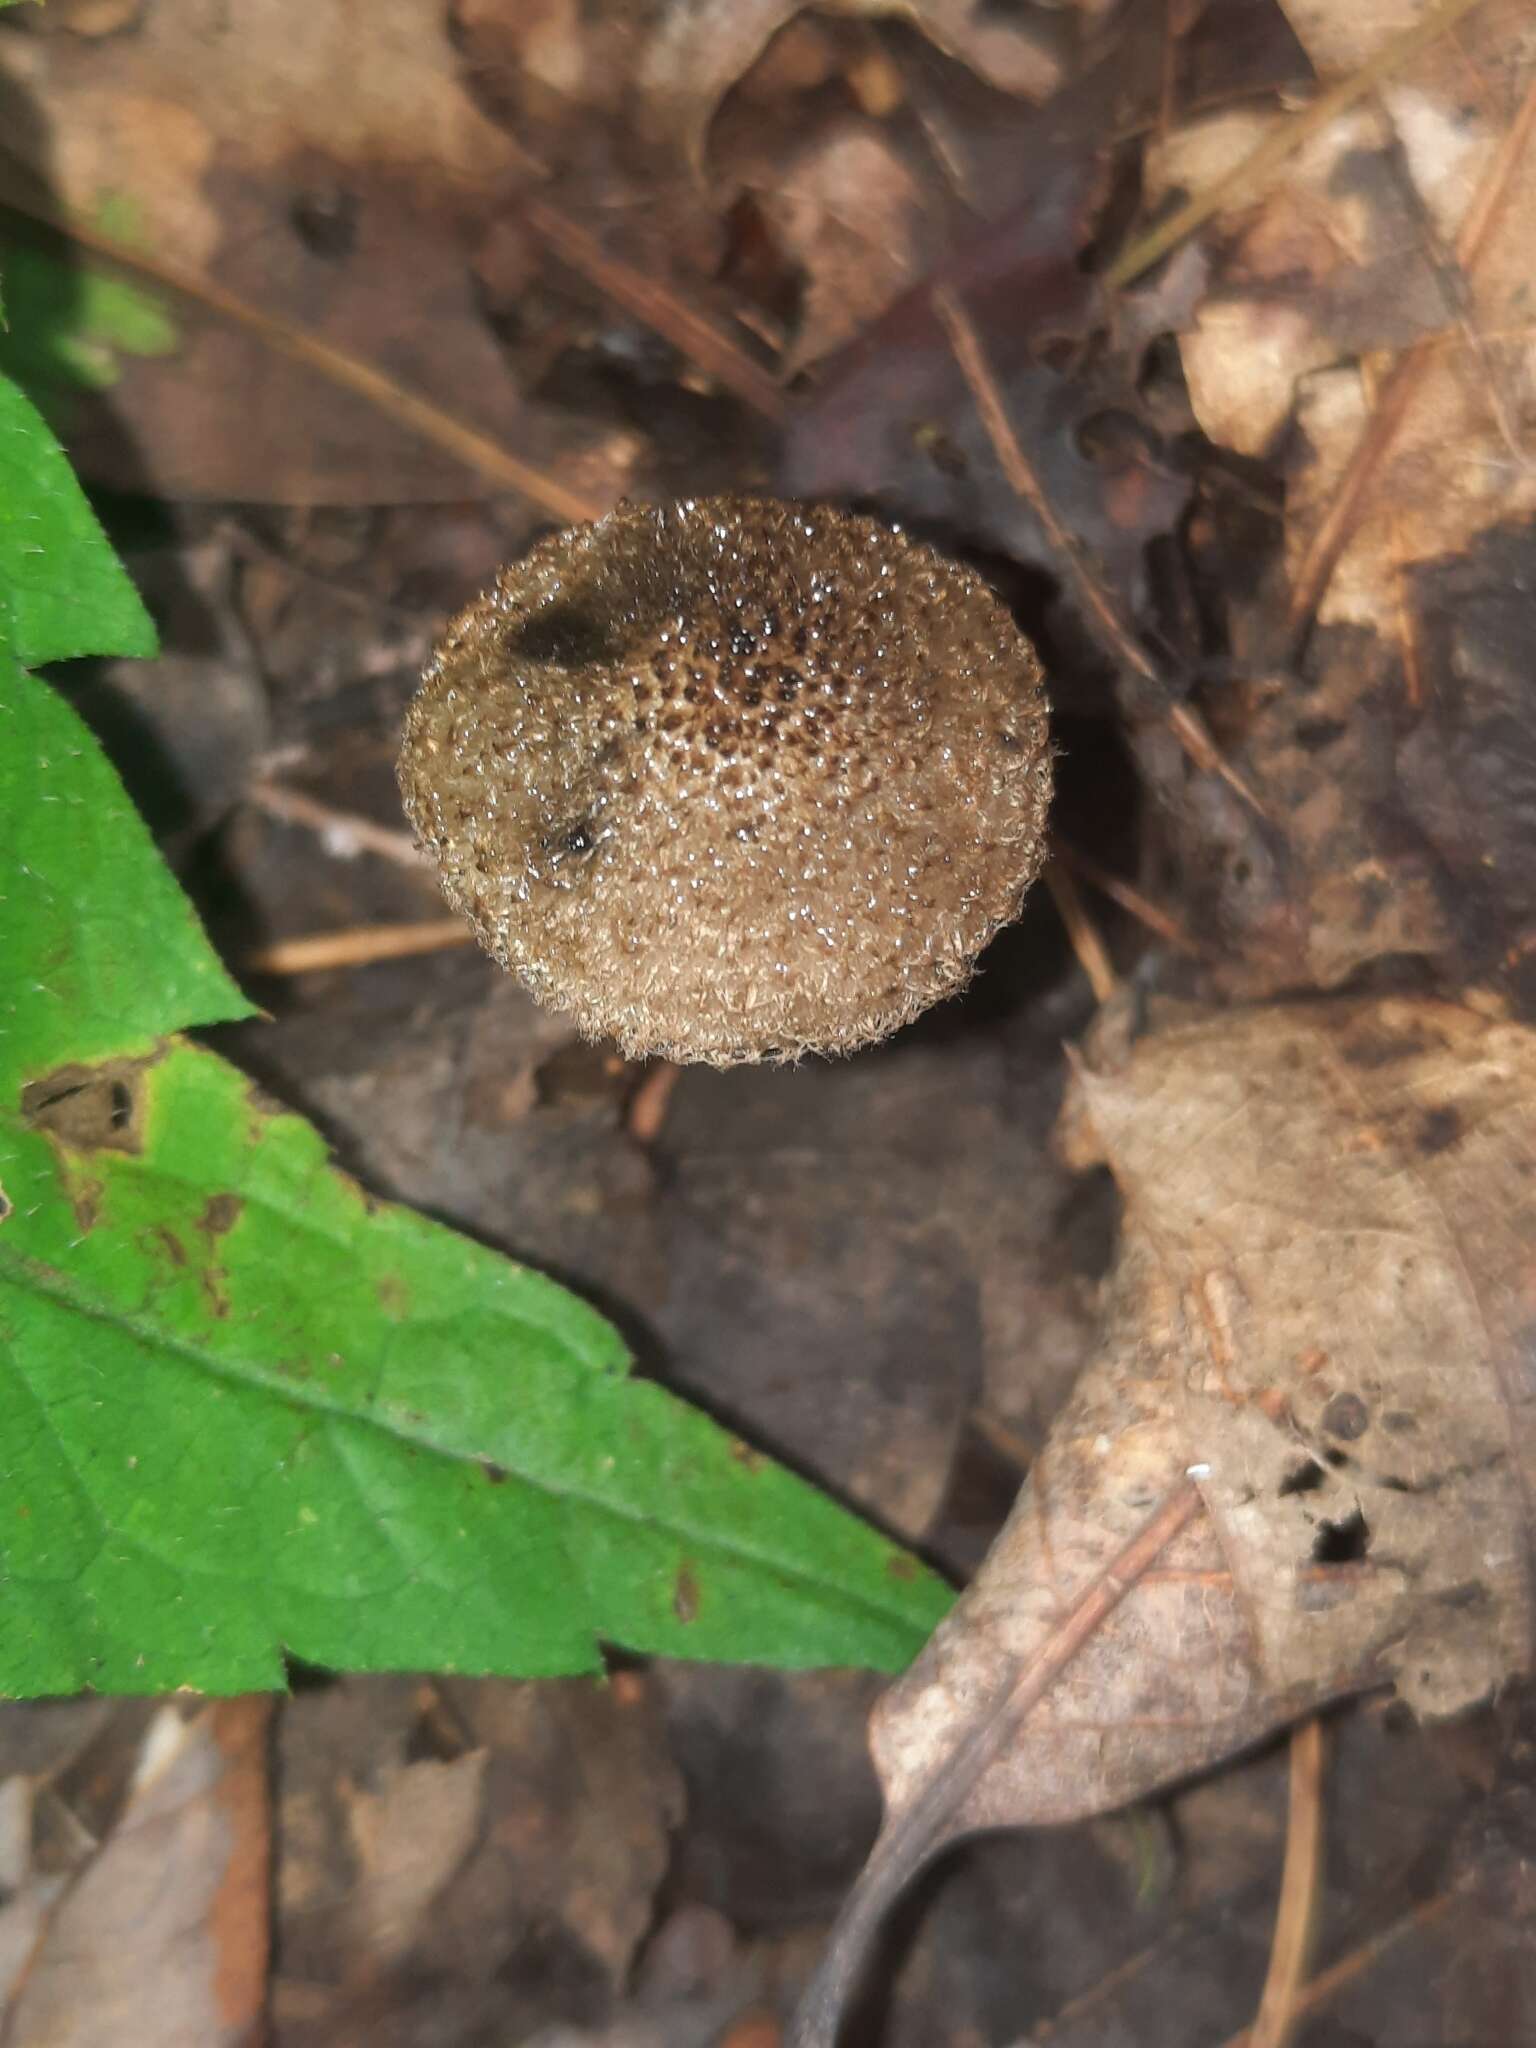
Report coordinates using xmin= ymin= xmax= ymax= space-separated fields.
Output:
xmin=5 ymin=0 xmax=1536 ymax=2042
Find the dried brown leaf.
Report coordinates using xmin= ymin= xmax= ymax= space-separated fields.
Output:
xmin=1137 ymin=0 xmax=1536 ymax=995
xmin=0 ymin=1699 xmax=272 ymax=2048
xmin=637 ymin=0 xmax=1067 ymax=174
xmin=342 ymin=1749 xmax=487 ymax=1963
xmin=794 ymin=994 xmax=1536 ymax=2044
xmin=0 ymin=0 xmax=634 ymax=505
xmin=745 ymin=117 xmax=926 ymax=374
xmin=780 ymin=152 xmax=1195 ymax=614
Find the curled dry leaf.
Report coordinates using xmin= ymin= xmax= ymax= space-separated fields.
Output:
xmin=794 ymin=994 xmax=1535 ymax=2045
xmin=1139 ymin=0 xmax=1536 ymax=994
xmin=746 ymin=117 xmax=927 ymax=375
xmin=638 ymin=0 xmax=1067 ymax=173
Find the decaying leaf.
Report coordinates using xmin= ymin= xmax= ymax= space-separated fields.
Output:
xmin=793 ymin=993 xmax=1536 ymax=2045
xmin=342 ymin=1749 xmax=488 ymax=1963
xmin=0 ymin=1699 xmax=272 ymax=2048
xmin=273 ymin=1674 xmax=683 ymax=2042
xmin=1138 ymin=0 xmax=1536 ymax=995
xmin=0 ymin=0 xmax=633 ymax=504
xmin=637 ymin=0 xmax=1067 ymax=174
xmin=780 ymin=149 xmax=1196 ymax=615
xmin=745 ymin=117 xmax=926 ymax=374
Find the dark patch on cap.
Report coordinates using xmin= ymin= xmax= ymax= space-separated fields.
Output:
xmin=511 ymin=600 xmax=632 ymax=670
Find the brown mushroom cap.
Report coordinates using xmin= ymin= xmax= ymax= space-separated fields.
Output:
xmin=397 ymin=496 xmax=1052 ymax=1064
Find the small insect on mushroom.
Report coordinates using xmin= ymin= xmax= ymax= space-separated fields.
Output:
xmin=397 ymin=496 xmax=1052 ymax=1065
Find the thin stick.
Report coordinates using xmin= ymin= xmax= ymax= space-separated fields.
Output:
xmin=1044 ymin=864 xmax=1119 ymax=1004
xmin=523 ymin=198 xmax=786 ymax=420
xmin=968 ymin=1406 xmax=1039 ymax=1474
xmin=1037 ymin=1867 xmax=1448 ymax=2047
xmin=789 ymin=1480 xmax=1206 ymax=2048
xmin=933 ymin=286 xmax=1159 ymax=690
xmin=247 ymin=782 xmax=427 ymax=870
xmin=626 ymin=1059 xmax=682 ymax=1145
xmin=1249 ymin=1717 xmax=1328 ymax=2048
xmin=1050 ymin=836 xmax=1203 ymax=957
xmin=247 ymin=920 xmax=472 ymax=974
xmin=0 ymin=190 xmax=611 ymax=525
xmin=1104 ymin=0 xmax=1490 ymax=291
xmin=1220 ymin=1890 xmax=1455 ymax=2048
xmin=931 ymin=283 xmax=1268 ymax=822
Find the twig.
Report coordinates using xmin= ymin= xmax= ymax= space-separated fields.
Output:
xmin=932 ymin=286 xmax=1157 ymax=688
xmin=1050 ymin=836 xmax=1203 ymax=957
xmin=1044 ymin=864 xmax=1119 ymax=1004
xmin=247 ymin=920 xmax=472 ymax=974
xmin=969 ymin=1406 xmax=1040 ymax=1474
xmin=0 ymin=190 xmax=611 ymax=525
xmin=1104 ymin=0 xmax=1490 ymax=291
xmin=523 ymin=197 xmax=786 ymax=420
xmin=626 ymin=1059 xmax=683 ymax=1145
xmin=1034 ymin=1928 xmax=1174 ymax=2042
xmin=1161 ymin=702 xmax=1267 ymax=817
xmin=1249 ymin=1716 xmax=1328 ymax=2048
xmin=789 ymin=1480 xmax=1206 ymax=2048
xmin=246 ymin=782 xmax=427 ymax=870
xmin=1034 ymin=1866 xmax=1449 ymax=2048
xmin=1219 ymin=1890 xmax=1455 ymax=2048
xmin=931 ymin=283 xmax=1268 ymax=823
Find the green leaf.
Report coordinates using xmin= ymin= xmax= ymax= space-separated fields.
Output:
xmin=0 ymin=1038 xmax=947 ymax=1693
xmin=0 ymin=368 xmax=952 ymax=1695
xmin=0 ymin=244 xmax=178 ymax=409
xmin=0 ymin=373 xmax=157 ymax=666
xmin=0 ymin=661 xmax=256 ymax=1074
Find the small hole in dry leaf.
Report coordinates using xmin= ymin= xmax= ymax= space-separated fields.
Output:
xmin=1279 ymin=1458 xmax=1326 ymax=1496
xmin=290 ymin=184 xmax=359 ymax=261
xmin=1312 ymin=1507 xmax=1370 ymax=1565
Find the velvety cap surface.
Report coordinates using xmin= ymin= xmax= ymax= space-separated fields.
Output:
xmin=398 ymin=497 xmax=1052 ymax=1063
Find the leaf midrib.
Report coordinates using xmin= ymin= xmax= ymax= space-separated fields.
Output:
xmin=0 ymin=1245 xmax=934 ymax=1641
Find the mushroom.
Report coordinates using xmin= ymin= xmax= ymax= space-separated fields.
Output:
xmin=397 ymin=496 xmax=1051 ymax=1064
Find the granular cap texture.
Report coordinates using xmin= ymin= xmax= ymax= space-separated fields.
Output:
xmin=398 ymin=496 xmax=1052 ymax=1064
